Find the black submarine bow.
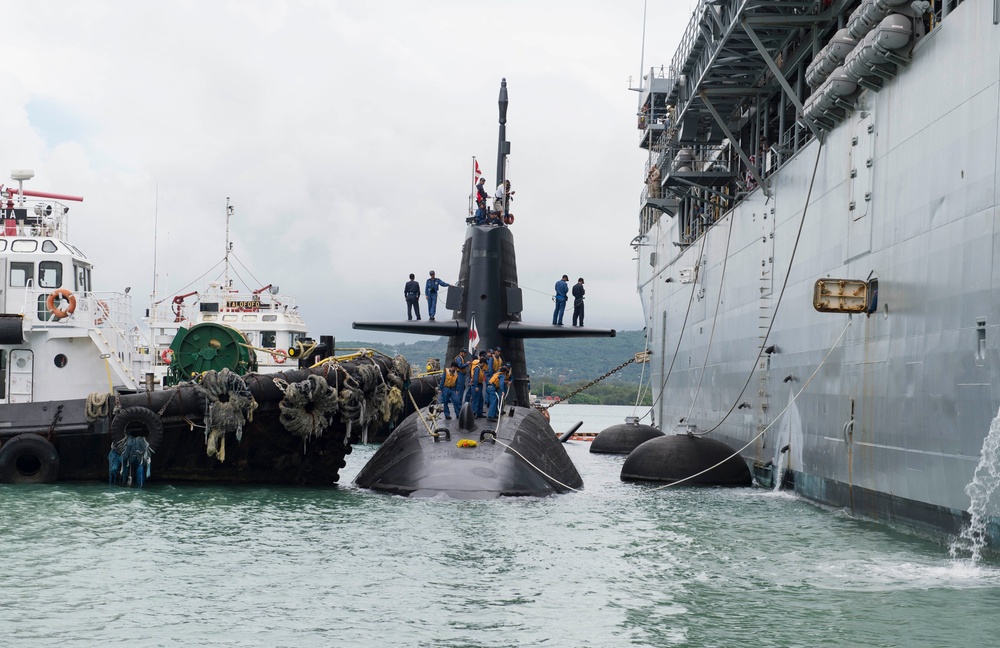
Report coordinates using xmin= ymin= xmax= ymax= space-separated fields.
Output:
xmin=353 ymin=78 xmax=615 ymax=406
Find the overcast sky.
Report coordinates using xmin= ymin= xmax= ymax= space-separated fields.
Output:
xmin=1 ymin=1 xmax=689 ymax=344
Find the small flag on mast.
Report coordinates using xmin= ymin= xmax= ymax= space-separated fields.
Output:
xmin=474 ymin=158 xmax=482 ymax=184
xmin=468 ymin=314 xmax=480 ymax=353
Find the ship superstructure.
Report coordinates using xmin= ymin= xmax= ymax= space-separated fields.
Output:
xmin=145 ymin=199 xmax=309 ymax=382
xmin=0 ymin=172 xmax=148 ymax=402
xmin=635 ymin=0 xmax=999 ymax=544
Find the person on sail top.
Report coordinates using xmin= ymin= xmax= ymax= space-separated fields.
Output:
xmin=494 ymin=180 xmax=514 ymax=223
xmin=425 ymin=270 xmax=450 ymax=321
xmin=475 ymin=177 xmax=489 ymax=225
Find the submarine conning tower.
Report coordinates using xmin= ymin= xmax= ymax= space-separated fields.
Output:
xmin=352 ymin=78 xmax=616 ymax=406
xmin=446 ymin=223 xmax=527 ymax=404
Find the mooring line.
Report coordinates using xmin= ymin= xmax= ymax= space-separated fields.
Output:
xmin=645 ymin=317 xmax=852 ymax=491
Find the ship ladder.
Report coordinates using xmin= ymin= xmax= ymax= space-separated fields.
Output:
xmin=755 ymin=263 xmax=773 ymax=457
xmin=88 ymin=329 xmax=140 ymax=388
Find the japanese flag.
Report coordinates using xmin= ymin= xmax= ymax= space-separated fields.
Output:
xmin=468 ymin=314 xmax=480 ymax=353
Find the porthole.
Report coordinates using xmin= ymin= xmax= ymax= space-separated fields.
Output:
xmin=54 ymin=354 xmax=68 ymax=368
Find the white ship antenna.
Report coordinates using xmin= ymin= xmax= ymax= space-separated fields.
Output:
xmin=225 ymin=197 xmax=234 ymax=291
xmin=150 ymin=182 xmax=159 ymax=332
xmin=630 ymin=0 xmax=648 ymax=109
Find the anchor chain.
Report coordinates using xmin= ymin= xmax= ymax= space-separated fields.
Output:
xmin=539 ymin=353 xmax=646 ymax=410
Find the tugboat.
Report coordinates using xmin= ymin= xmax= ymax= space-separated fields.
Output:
xmin=146 ymin=198 xmax=312 ymax=386
xmin=0 ymin=171 xmax=433 ymax=486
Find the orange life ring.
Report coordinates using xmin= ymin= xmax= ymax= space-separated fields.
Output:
xmin=272 ymin=353 xmax=286 ymax=364
xmin=160 ymin=349 xmax=174 ymax=364
xmin=46 ymin=288 xmax=77 ymax=319
xmin=504 ymin=213 xmax=514 ymax=225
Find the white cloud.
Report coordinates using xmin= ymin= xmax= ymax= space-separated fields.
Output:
xmin=1 ymin=0 xmax=689 ymax=343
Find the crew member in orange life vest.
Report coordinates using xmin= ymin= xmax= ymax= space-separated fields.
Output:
xmin=451 ymin=349 xmax=470 ymax=402
xmin=440 ymin=365 xmax=461 ymax=419
xmin=468 ymin=351 xmax=487 ymax=417
xmin=486 ymin=363 xmax=511 ymax=421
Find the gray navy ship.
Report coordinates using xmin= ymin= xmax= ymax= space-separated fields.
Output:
xmin=635 ymin=0 xmax=1000 ymax=546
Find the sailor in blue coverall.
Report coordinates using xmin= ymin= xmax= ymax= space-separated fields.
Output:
xmin=440 ymin=367 xmax=461 ymax=419
xmin=451 ymin=349 xmax=469 ymax=402
xmin=552 ymin=274 xmax=569 ymax=325
xmin=425 ymin=271 xmax=450 ymax=321
xmin=486 ymin=365 xmax=510 ymax=421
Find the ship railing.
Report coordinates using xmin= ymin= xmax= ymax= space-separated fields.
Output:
xmin=19 ymin=288 xmax=150 ymax=386
xmin=669 ymin=0 xmax=712 ymax=85
xmin=149 ymin=291 xmax=301 ymax=324
xmin=0 ymin=199 xmax=73 ymax=243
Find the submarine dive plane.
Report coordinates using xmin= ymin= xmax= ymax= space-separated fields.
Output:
xmin=352 ymin=79 xmax=615 ymax=498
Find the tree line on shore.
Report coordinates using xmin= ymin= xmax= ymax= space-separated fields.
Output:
xmin=337 ymin=330 xmax=651 ymax=406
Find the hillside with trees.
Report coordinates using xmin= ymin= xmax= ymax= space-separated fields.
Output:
xmin=335 ymin=329 xmax=652 ymax=405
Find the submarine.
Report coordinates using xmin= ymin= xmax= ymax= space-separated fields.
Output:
xmin=352 ymin=79 xmax=615 ymax=498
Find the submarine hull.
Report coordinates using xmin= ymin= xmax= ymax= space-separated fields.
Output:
xmin=354 ymin=405 xmax=582 ymax=499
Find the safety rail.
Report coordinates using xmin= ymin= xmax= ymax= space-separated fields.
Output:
xmin=0 ymin=199 xmax=74 ymax=243
xmin=669 ymin=0 xmax=713 ymax=82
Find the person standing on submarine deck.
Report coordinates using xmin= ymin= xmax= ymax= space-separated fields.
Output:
xmin=552 ymin=275 xmax=569 ymax=326
xmin=405 ymin=273 xmax=421 ymax=321
xmin=425 ymin=270 xmax=449 ymax=321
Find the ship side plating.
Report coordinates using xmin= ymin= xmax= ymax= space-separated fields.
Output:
xmin=635 ymin=0 xmax=1000 ymax=543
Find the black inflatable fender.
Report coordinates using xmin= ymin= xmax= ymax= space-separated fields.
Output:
xmin=0 ymin=433 xmax=60 ymax=484
xmin=110 ymin=406 xmax=164 ymax=452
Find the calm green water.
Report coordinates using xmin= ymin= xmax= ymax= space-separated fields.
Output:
xmin=2 ymin=405 xmax=999 ymax=647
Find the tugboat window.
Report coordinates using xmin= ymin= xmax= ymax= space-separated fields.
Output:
xmin=222 ymin=314 xmax=237 ymax=322
xmin=0 ymin=240 xmax=6 ymax=251
xmin=242 ymin=315 xmax=258 ymax=322
xmin=41 ymin=240 xmax=57 ymax=253
xmin=11 ymin=240 xmax=38 ymax=252
xmin=262 ymin=315 xmax=277 ymax=322
xmin=10 ymin=262 xmax=33 ymax=287
xmin=39 ymin=261 xmax=63 ymax=289
xmin=0 ymin=350 xmax=5 ymax=398
xmin=261 ymin=331 xmax=277 ymax=348
xmin=53 ymin=354 xmax=67 ymax=368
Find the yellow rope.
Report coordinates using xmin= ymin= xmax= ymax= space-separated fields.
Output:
xmin=103 ymin=355 xmax=113 ymax=394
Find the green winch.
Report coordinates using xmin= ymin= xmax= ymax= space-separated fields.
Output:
xmin=165 ymin=322 xmax=258 ymax=386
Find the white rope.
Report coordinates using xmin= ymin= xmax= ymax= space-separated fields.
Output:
xmin=645 ymin=318 xmax=852 ymax=491
xmin=489 ymin=389 xmax=582 ymax=492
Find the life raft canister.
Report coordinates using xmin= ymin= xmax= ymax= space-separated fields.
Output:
xmin=46 ymin=288 xmax=77 ymax=319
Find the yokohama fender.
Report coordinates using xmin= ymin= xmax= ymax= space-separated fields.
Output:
xmin=110 ymin=406 xmax=165 ymax=452
xmin=0 ymin=433 xmax=60 ymax=484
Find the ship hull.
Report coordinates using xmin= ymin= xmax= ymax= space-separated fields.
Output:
xmin=637 ymin=1 xmax=1000 ymax=545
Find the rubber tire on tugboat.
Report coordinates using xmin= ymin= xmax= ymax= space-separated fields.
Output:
xmin=110 ymin=406 xmax=165 ymax=452
xmin=0 ymin=433 xmax=60 ymax=484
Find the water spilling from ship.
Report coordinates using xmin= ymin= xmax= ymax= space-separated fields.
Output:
xmin=950 ymin=407 xmax=1000 ymax=563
